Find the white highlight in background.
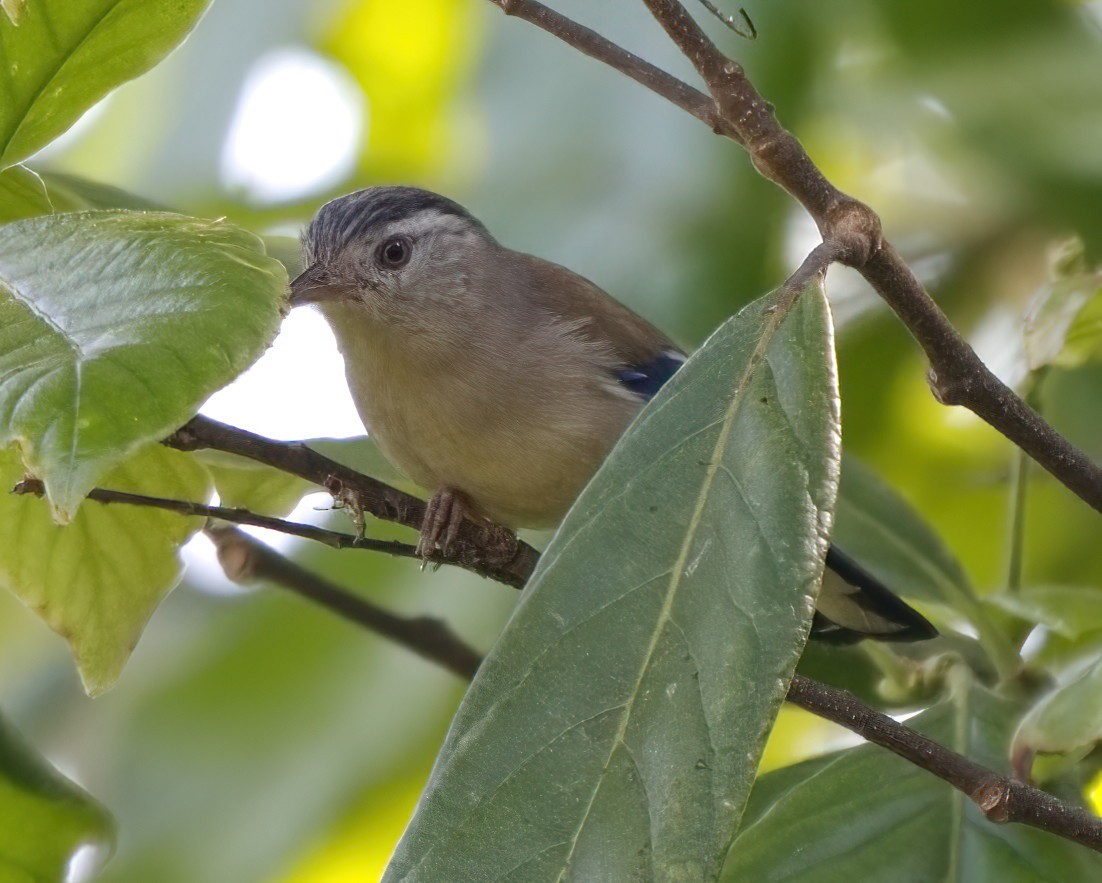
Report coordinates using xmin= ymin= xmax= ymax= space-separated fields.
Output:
xmin=200 ymin=306 xmax=364 ymax=440
xmin=220 ymin=48 xmax=363 ymax=202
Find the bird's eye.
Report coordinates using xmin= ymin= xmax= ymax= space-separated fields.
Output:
xmin=378 ymin=236 xmax=412 ymax=269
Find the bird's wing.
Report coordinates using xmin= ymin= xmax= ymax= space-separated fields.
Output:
xmin=510 ymin=251 xmax=686 ymax=399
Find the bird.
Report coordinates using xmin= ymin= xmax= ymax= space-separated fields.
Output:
xmin=289 ymin=185 xmax=937 ymax=644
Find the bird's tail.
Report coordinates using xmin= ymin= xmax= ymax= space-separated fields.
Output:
xmin=810 ymin=546 xmax=938 ymax=644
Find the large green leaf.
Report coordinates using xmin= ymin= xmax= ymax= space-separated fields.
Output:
xmin=0 ymin=210 xmax=287 ymax=520
xmin=0 ymin=711 xmax=114 ymax=880
xmin=1013 ymin=656 xmax=1102 ymax=762
xmin=989 ymin=585 xmax=1102 ymax=640
xmin=722 ymin=672 xmax=1102 ymax=881
xmin=834 ymin=456 xmax=974 ymax=609
xmin=0 ymin=0 xmax=211 ymax=168
xmin=386 ymin=281 xmax=840 ymax=881
xmin=0 ymin=444 xmax=211 ymax=695
xmin=834 ymin=456 xmax=1017 ymax=675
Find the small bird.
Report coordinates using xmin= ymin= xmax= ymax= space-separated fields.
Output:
xmin=290 ymin=186 xmax=936 ymax=644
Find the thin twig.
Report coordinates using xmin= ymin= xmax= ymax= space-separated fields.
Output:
xmin=12 ymin=477 xmax=423 ymax=559
xmin=482 ymin=0 xmax=1102 ymax=515
xmin=787 ymin=675 xmax=1102 ymax=852
xmin=492 ymin=0 xmax=735 ymax=137
xmin=164 ymin=415 xmax=539 ymax=588
xmin=204 ymin=523 xmax=481 ymax=680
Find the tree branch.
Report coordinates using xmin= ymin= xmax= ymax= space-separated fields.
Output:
xmin=204 ymin=523 xmax=482 ymax=680
xmin=481 ymin=0 xmax=1102 ymax=514
xmin=186 ymin=514 xmax=1102 ymax=853
xmin=492 ymin=0 xmax=732 ymax=136
xmin=164 ymin=414 xmax=539 ymax=588
xmin=786 ymin=674 xmax=1102 ymax=853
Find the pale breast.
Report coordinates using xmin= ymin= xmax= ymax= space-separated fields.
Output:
xmin=327 ymin=305 xmax=640 ymax=528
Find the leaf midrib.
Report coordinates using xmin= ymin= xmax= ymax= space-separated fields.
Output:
xmin=556 ymin=291 xmax=800 ymax=880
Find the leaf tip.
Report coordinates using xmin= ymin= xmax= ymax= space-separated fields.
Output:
xmin=1 ymin=0 xmax=26 ymax=26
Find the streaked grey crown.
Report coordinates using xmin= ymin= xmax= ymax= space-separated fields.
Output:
xmin=303 ymin=186 xmax=488 ymax=263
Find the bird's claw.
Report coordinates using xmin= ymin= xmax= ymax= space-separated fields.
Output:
xmin=417 ymin=487 xmax=469 ymax=561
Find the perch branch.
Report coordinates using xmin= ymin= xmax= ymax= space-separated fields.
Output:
xmin=204 ymin=523 xmax=481 ymax=680
xmin=164 ymin=414 xmax=539 ymax=588
xmin=481 ymin=0 xmax=1102 ymax=514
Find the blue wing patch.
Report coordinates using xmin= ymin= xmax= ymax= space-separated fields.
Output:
xmin=617 ymin=351 xmax=686 ymax=399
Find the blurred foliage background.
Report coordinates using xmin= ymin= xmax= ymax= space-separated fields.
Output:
xmin=4 ymin=0 xmax=1102 ymax=879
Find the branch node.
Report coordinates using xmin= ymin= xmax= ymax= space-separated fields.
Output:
xmin=11 ymin=476 xmax=44 ymax=497
xmin=823 ymin=199 xmax=882 ymax=268
xmin=972 ymin=779 xmax=1012 ymax=822
xmin=164 ymin=424 xmax=203 ymax=451
xmin=928 ymin=367 xmax=974 ymax=406
xmin=206 ymin=522 xmax=259 ymax=583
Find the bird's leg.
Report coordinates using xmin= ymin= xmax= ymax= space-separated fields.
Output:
xmin=417 ymin=487 xmax=472 ymax=559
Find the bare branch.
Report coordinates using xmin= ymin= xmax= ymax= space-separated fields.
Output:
xmin=491 ymin=0 xmax=731 ymax=135
xmin=205 ymin=523 xmax=482 ymax=680
xmin=787 ymin=675 xmax=1102 ymax=853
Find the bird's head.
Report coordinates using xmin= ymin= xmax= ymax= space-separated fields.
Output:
xmin=289 ymin=186 xmax=495 ymax=327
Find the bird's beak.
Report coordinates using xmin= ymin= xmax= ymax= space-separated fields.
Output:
xmin=288 ymin=264 xmax=347 ymax=307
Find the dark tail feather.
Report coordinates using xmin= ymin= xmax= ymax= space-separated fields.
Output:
xmin=810 ymin=546 xmax=938 ymax=645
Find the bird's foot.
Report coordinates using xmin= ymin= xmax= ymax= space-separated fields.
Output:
xmin=417 ymin=487 xmax=472 ymax=560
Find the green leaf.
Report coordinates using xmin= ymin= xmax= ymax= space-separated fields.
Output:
xmin=834 ymin=456 xmax=971 ymax=605
xmin=0 ymin=0 xmax=211 ymax=168
xmin=0 ymin=443 xmax=211 ymax=695
xmin=0 ymin=711 xmax=114 ymax=880
xmin=834 ymin=455 xmax=1017 ymax=676
xmin=1024 ymin=239 xmax=1102 ymax=370
xmin=198 ymin=450 xmax=314 ymax=519
xmin=386 ymin=281 xmax=840 ymax=881
xmin=1014 ymin=656 xmax=1102 ymax=761
xmin=0 ymin=210 xmax=287 ymax=520
xmin=723 ymin=671 xmax=1102 ymax=881
xmin=38 ymin=170 xmax=168 ymax=213
xmin=1061 ymin=295 xmax=1102 ymax=368
xmin=0 ymin=166 xmax=73 ymax=224
xmin=0 ymin=0 xmax=24 ymax=26
xmin=0 ymin=166 xmax=164 ymax=225
xmin=989 ymin=585 xmax=1102 ymax=640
